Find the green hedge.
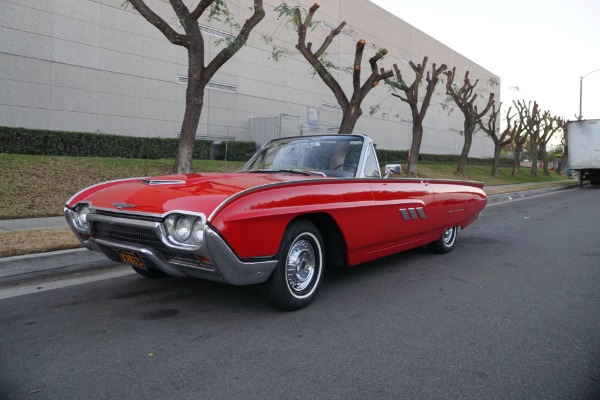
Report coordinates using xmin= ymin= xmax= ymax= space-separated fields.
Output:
xmin=376 ymin=149 xmax=409 ymax=164
xmin=0 ymin=126 xmax=258 ymax=160
xmin=212 ymin=141 xmax=257 ymax=162
xmin=2 ymin=126 xmax=515 ymax=165
xmin=376 ymin=148 xmax=513 ymax=166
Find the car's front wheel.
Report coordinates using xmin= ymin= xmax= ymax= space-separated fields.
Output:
xmin=263 ymin=220 xmax=325 ymax=311
xmin=428 ymin=226 xmax=458 ymax=254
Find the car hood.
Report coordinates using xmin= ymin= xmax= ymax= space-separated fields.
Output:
xmin=81 ymin=172 xmax=312 ymax=216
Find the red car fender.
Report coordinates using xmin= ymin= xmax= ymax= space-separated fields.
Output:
xmin=429 ymin=180 xmax=487 ymax=230
xmin=209 ymin=179 xmax=375 ymax=260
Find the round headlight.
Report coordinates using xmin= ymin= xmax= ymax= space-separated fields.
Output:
xmin=174 ymin=216 xmax=193 ymax=241
xmin=192 ymin=219 xmax=205 ymax=243
xmin=165 ymin=214 xmax=177 ymax=235
xmin=75 ymin=206 xmax=90 ymax=230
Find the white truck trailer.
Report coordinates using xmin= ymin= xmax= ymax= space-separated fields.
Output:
xmin=568 ymin=119 xmax=600 ymax=186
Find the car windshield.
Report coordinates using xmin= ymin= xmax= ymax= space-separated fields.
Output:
xmin=243 ymin=136 xmax=365 ymax=177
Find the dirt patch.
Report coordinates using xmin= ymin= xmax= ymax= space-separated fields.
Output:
xmin=0 ymin=228 xmax=80 ymax=258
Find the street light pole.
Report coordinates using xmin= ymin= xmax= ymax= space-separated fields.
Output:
xmin=578 ymin=68 xmax=600 ymax=120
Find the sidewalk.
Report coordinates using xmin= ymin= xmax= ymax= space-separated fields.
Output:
xmin=484 ymin=180 xmax=578 ymax=203
xmin=0 ymin=180 xmax=578 ymax=285
xmin=0 ymin=216 xmax=67 ymax=232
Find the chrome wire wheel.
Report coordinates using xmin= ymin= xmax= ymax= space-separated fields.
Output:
xmin=263 ymin=220 xmax=325 ymax=311
xmin=428 ymin=226 xmax=458 ymax=254
xmin=286 ymin=238 xmax=316 ymax=293
xmin=441 ymin=227 xmax=457 ymax=247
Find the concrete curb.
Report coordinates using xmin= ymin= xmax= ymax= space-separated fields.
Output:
xmin=0 ymin=248 xmax=119 ymax=284
xmin=486 ymin=183 xmax=577 ymax=204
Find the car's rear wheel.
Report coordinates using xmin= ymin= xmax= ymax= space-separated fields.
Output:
xmin=131 ymin=266 xmax=168 ymax=278
xmin=263 ymin=220 xmax=325 ymax=311
xmin=428 ymin=226 xmax=458 ymax=254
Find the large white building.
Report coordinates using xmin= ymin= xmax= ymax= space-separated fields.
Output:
xmin=0 ymin=0 xmax=500 ymax=157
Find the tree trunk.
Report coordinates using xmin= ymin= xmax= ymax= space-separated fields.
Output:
xmin=513 ymin=145 xmax=522 ymax=177
xmin=173 ymin=49 xmax=205 ymax=174
xmin=530 ymin=136 xmax=539 ymax=177
xmin=408 ymin=123 xmax=424 ymax=177
xmin=173 ymin=80 xmax=204 ymax=173
xmin=491 ymin=142 xmax=502 ymax=177
xmin=541 ymin=147 xmax=550 ymax=175
xmin=456 ymin=128 xmax=473 ymax=176
xmin=557 ymin=146 xmax=568 ymax=175
xmin=338 ymin=111 xmax=360 ymax=134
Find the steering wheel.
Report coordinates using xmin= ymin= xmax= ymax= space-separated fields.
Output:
xmin=334 ymin=163 xmax=354 ymax=171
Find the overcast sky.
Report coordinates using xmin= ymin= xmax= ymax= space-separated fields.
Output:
xmin=370 ymin=0 xmax=600 ymax=122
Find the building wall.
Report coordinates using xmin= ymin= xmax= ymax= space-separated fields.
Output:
xmin=0 ymin=0 xmax=500 ymax=157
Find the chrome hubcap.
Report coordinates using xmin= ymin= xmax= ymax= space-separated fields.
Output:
xmin=286 ymin=239 xmax=315 ymax=293
xmin=442 ymin=227 xmax=456 ymax=245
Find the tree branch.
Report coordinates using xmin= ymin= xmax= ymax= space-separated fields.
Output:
xmin=189 ymin=0 xmax=213 ymax=21
xmin=353 ymin=40 xmax=366 ymax=93
xmin=128 ymin=0 xmax=187 ymax=46
xmin=206 ymin=0 xmax=265 ymax=78
xmin=168 ymin=0 xmax=190 ymax=19
xmin=314 ymin=21 xmax=347 ymax=59
xmin=419 ymin=62 xmax=446 ymax=121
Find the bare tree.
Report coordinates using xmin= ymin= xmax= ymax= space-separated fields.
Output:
xmin=444 ymin=68 xmax=495 ymax=176
xmin=386 ymin=56 xmax=447 ymax=177
xmin=556 ymin=119 xmax=569 ymax=175
xmin=126 ymin=0 xmax=265 ymax=173
xmin=512 ymin=100 xmax=531 ymax=177
xmin=479 ymin=103 xmax=515 ymax=177
xmin=539 ymin=113 xmax=563 ymax=175
xmin=514 ymin=100 xmax=544 ymax=176
xmin=276 ymin=3 xmax=393 ymax=133
xmin=525 ymin=101 xmax=542 ymax=177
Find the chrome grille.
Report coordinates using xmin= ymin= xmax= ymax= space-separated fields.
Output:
xmin=93 ymin=222 xmax=199 ymax=264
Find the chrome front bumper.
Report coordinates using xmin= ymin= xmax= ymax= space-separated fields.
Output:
xmin=64 ymin=209 xmax=277 ymax=285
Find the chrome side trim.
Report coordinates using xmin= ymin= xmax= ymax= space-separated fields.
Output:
xmin=142 ymin=179 xmax=186 ymax=185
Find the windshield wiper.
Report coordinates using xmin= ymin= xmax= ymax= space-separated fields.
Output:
xmin=244 ymin=169 xmax=326 ymax=177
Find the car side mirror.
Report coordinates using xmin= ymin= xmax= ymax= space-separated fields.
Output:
xmin=384 ymin=164 xmax=402 ymax=178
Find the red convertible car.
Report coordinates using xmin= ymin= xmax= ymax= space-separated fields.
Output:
xmin=65 ymin=134 xmax=486 ymax=310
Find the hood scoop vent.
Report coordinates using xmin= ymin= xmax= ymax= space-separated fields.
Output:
xmin=141 ymin=179 xmax=186 ymax=186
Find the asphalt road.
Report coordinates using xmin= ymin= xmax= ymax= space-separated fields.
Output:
xmin=1 ymin=187 xmax=599 ymax=400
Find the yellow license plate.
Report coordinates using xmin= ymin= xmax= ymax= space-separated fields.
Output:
xmin=118 ymin=250 xmax=145 ymax=269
